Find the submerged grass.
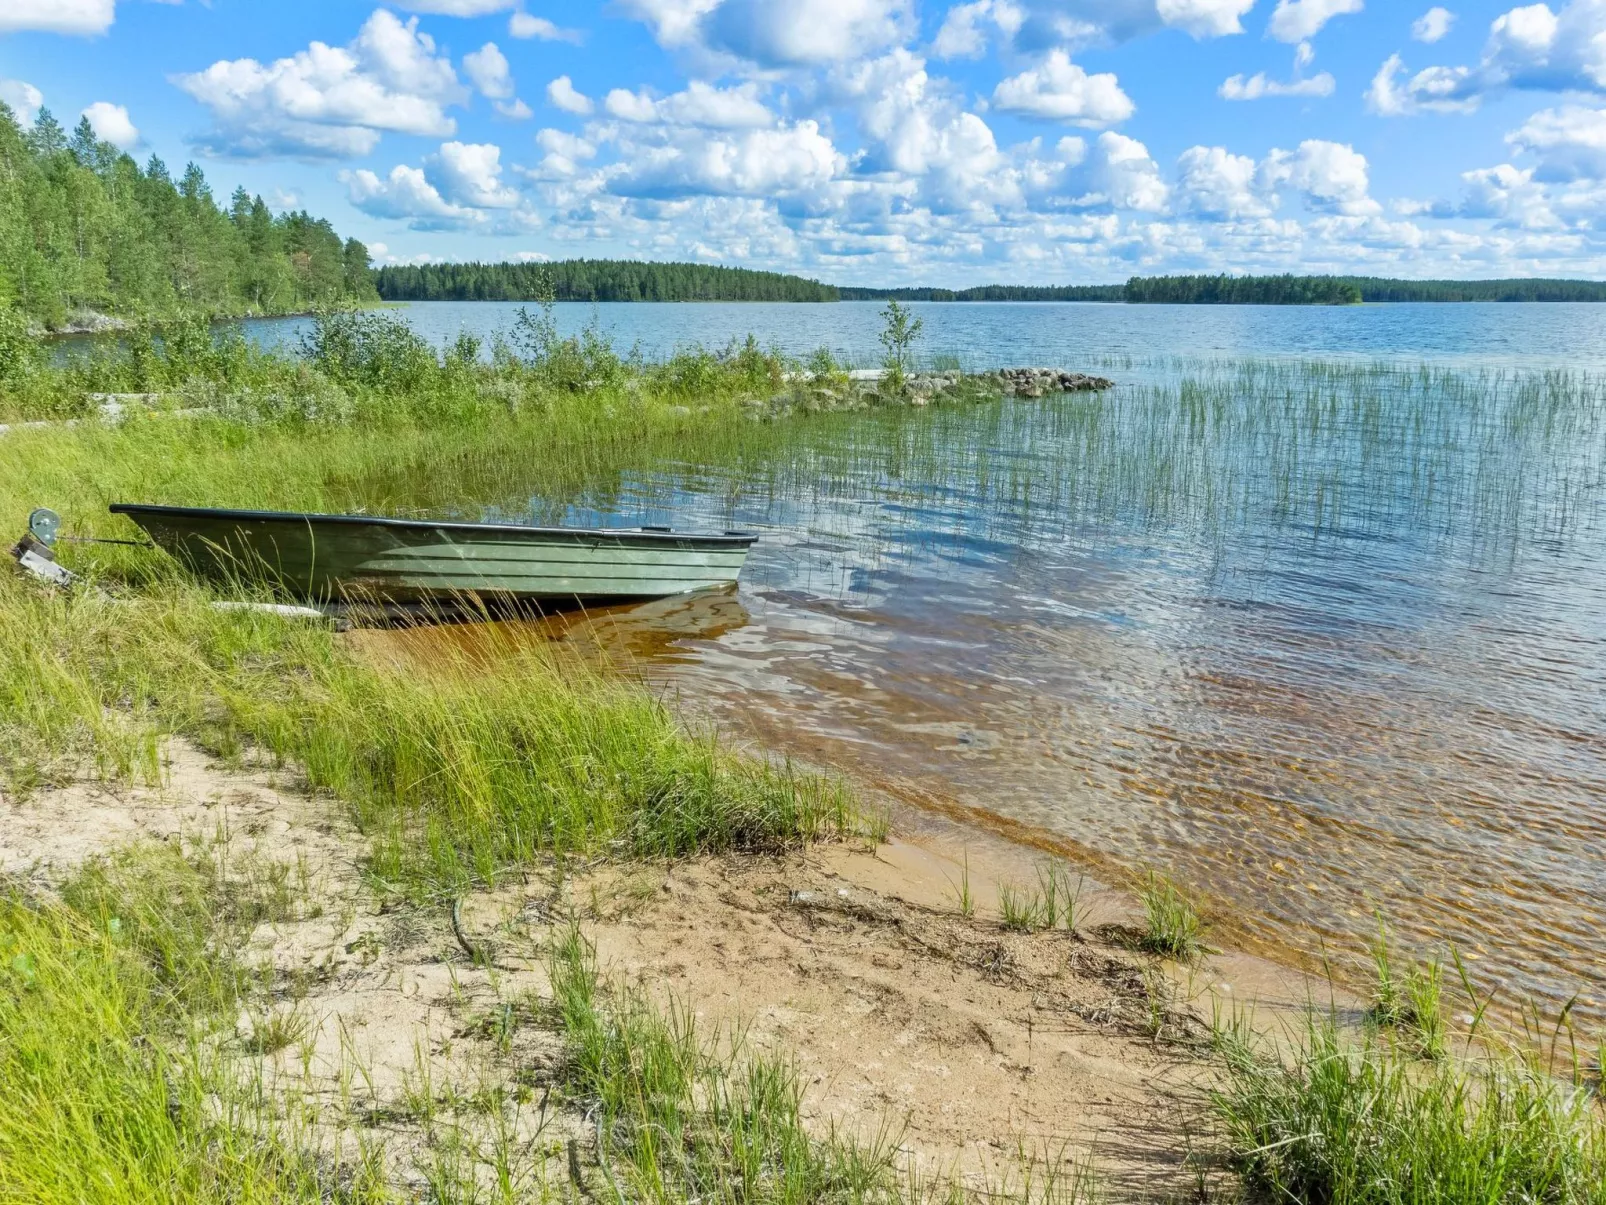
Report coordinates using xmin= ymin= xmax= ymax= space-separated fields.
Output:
xmin=1367 ymin=917 xmax=1450 ymax=1060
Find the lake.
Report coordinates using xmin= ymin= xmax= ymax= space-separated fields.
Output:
xmin=310 ymin=302 xmax=1606 ymax=1015
xmin=247 ymin=298 xmax=1606 ymax=371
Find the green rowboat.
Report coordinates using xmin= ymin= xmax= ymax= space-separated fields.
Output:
xmin=111 ymin=503 xmax=757 ymax=607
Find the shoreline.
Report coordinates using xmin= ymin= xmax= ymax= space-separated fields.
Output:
xmin=0 ymin=736 xmax=1331 ymax=1197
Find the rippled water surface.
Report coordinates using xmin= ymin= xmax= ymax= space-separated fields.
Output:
xmin=333 ymin=305 xmax=1606 ymax=1014
xmin=249 ymin=298 xmax=1606 ymax=369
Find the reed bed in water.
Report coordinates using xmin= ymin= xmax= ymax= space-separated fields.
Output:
xmin=713 ymin=359 xmax=1606 ymax=557
xmin=310 ymin=357 xmax=1603 ymax=570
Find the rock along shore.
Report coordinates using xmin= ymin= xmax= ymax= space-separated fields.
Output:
xmin=752 ymin=366 xmax=1114 ymax=419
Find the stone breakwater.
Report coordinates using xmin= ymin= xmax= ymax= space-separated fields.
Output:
xmin=749 ymin=366 xmax=1114 ymax=419
xmin=985 ymin=368 xmax=1116 ymax=398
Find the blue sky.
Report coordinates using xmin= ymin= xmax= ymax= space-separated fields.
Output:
xmin=5 ymin=0 xmax=1606 ymax=284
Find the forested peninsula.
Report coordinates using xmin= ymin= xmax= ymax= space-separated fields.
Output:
xmin=0 ymin=103 xmax=375 ymax=329
xmin=373 ymin=259 xmax=837 ymax=302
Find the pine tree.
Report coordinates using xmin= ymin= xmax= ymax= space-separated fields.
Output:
xmin=0 ymin=104 xmax=376 ymax=325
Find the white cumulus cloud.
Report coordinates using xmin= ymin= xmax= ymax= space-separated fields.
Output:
xmin=462 ymin=41 xmax=533 ymax=118
xmin=1365 ymin=53 xmax=1478 ymax=115
xmin=1156 ymin=0 xmax=1258 ymax=37
xmin=1010 ymin=0 xmax=1257 ymax=45
xmin=345 ymin=164 xmax=480 ymax=227
xmin=344 ymin=140 xmax=536 ymax=229
xmin=1456 ymin=162 xmax=1560 ymax=226
xmin=1220 ymin=71 xmax=1335 ymax=99
xmin=174 ymin=10 xmax=468 ymax=159
xmin=527 ymin=127 xmax=598 ymax=179
xmin=81 ymin=101 xmax=140 ymax=149
xmin=1081 ymin=131 xmax=1168 ymax=210
xmin=429 ymin=140 xmax=521 ymax=207
xmin=1267 ymin=0 xmax=1363 ymax=43
xmin=1177 ymin=145 xmax=1273 ymax=217
xmin=546 ymin=75 xmax=593 ymax=115
xmin=932 ymin=0 xmax=1024 ymax=58
xmin=1374 ymin=0 xmax=1606 ymax=115
xmin=826 ymin=49 xmax=1020 ymax=211
xmin=1506 ymin=104 xmax=1606 ymax=179
xmin=509 ymin=11 xmax=583 ymax=41
xmin=625 ymin=0 xmax=912 ymax=65
xmin=1 ymin=80 xmax=44 ymax=128
xmin=1260 ymin=139 xmax=1380 ymax=215
xmin=604 ymin=81 xmax=773 ymax=127
xmin=612 ymin=120 xmax=842 ymax=197
xmin=0 ymin=0 xmax=116 ymax=36
xmin=1412 ymin=6 xmax=1455 ymax=42
xmin=464 ymin=43 xmax=515 ymax=99
xmin=991 ymin=50 xmax=1134 ymax=127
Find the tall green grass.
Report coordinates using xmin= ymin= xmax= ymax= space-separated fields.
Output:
xmin=0 ymin=844 xmax=386 ymax=1203
xmin=1212 ymin=1009 xmax=1606 ymax=1205
xmin=0 ymin=578 xmax=859 ymax=891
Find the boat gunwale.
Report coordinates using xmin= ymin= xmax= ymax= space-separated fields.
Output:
xmin=109 ymin=503 xmax=759 ymax=548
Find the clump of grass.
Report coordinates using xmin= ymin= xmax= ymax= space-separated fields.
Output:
xmin=243 ymin=1005 xmax=311 ymax=1057
xmin=997 ymin=861 xmax=1084 ymax=933
xmin=950 ymin=850 xmax=975 ymax=919
xmin=1136 ymin=871 xmax=1203 ymax=960
xmin=283 ymin=633 xmax=861 ymax=893
xmin=1039 ymin=861 xmax=1084 ymax=932
xmin=1366 ymin=917 xmax=1448 ymax=1059
xmin=1212 ymin=1008 xmax=1606 ymax=1205
xmin=999 ymin=882 xmax=1038 ymax=932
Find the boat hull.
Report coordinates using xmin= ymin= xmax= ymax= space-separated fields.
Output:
xmin=111 ymin=504 xmax=756 ymax=605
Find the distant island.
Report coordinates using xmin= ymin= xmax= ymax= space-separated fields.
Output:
xmin=373 ymin=262 xmax=1606 ymax=305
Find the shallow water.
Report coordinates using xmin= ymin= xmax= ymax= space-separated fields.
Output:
xmin=329 ymin=306 xmax=1606 ymax=1017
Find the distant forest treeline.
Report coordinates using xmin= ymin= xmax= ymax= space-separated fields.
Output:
xmin=1125 ymin=275 xmax=1362 ymax=305
xmin=837 ymin=284 xmax=1127 ymax=302
xmin=1122 ymin=274 xmax=1606 ymax=304
xmin=1328 ymin=277 xmax=1606 ymax=302
xmin=0 ymin=102 xmax=376 ymax=327
xmin=374 ymin=262 xmax=1606 ymax=306
xmin=374 ymin=259 xmax=838 ymax=303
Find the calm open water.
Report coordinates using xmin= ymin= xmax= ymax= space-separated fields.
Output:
xmin=248 ymin=298 xmax=1606 ymax=370
xmin=317 ymin=303 xmax=1606 ymax=1015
